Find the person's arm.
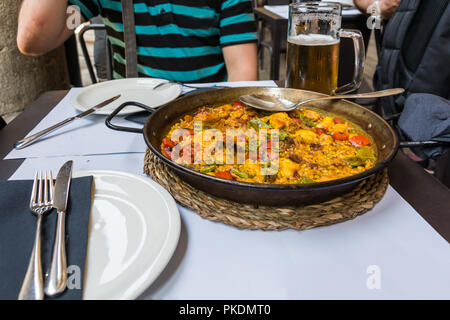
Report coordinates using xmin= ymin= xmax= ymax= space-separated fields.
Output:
xmin=219 ymin=0 xmax=258 ymax=81
xmin=354 ymin=0 xmax=400 ymax=19
xmin=223 ymin=43 xmax=258 ymax=81
xmin=17 ymin=0 xmax=85 ymax=56
xmin=354 ymin=0 xmax=374 ymax=13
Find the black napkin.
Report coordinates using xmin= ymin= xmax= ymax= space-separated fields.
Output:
xmin=0 ymin=177 xmax=93 ymax=300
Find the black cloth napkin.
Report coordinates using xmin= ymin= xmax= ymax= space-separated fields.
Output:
xmin=398 ymin=93 xmax=450 ymax=159
xmin=0 ymin=177 xmax=93 ymax=300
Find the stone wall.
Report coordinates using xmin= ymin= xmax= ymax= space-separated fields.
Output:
xmin=0 ymin=1 xmax=70 ymax=117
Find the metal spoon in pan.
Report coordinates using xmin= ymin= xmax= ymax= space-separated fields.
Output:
xmin=240 ymin=88 xmax=405 ymax=112
xmin=153 ymin=80 xmax=230 ymax=90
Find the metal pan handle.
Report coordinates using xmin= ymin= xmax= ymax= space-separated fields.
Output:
xmin=399 ymin=141 xmax=449 ymax=148
xmin=105 ymin=101 xmax=154 ymax=133
xmin=382 ymin=113 xmax=449 ymax=148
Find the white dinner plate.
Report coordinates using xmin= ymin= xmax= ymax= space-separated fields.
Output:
xmin=72 ymin=170 xmax=181 ymax=300
xmin=71 ymin=78 xmax=182 ymax=116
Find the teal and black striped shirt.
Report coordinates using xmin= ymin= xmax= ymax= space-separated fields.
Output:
xmin=69 ymin=0 xmax=257 ymax=82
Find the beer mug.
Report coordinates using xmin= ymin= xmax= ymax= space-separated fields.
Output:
xmin=286 ymin=2 xmax=364 ymax=95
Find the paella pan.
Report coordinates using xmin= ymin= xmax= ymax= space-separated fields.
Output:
xmin=106 ymin=87 xmax=399 ymax=205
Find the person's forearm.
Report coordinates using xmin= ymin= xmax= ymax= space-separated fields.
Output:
xmin=354 ymin=0 xmax=375 ymax=14
xmin=17 ymin=0 xmax=76 ymax=56
xmin=227 ymin=64 xmax=258 ymax=82
xmin=223 ymin=43 xmax=258 ymax=81
xmin=354 ymin=0 xmax=399 ymax=19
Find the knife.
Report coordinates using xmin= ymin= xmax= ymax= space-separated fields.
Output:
xmin=45 ymin=160 xmax=73 ymax=296
xmin=14 ymin=94 xmax=121 ymax=150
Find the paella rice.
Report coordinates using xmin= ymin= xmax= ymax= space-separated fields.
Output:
xmin=161 ymin=102 xmax=377 ymax=184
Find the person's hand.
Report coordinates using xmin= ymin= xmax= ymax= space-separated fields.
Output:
xmin=379 ymin=0 xmax=400 ymax=20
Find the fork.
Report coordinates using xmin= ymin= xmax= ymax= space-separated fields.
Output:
xmin=18 ymin=171 xmax=54 ymax=300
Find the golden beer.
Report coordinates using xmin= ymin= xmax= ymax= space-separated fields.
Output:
xmin=286 ymin=34 xmax=340 ymax=95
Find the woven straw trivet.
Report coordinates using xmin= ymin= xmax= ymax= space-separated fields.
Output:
xmin=144 ymin=149 xmax=389 ymax=231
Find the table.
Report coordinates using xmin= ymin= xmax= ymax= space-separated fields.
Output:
xmin=1 ymin=90 xmax=449 ymax=243
xmin=254 ymin=6 xmax=372 ymax=83
xmin=1 ymin=90 xmax=450 ymax=299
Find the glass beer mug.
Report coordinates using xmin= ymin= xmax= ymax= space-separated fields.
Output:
xmin=286 ymin=2 xmax=365 ymax=95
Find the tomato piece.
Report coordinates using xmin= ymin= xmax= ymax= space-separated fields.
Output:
xmin=216 ymin=171 xmax=233 ymax=180
xmin=162 ymin=138 xmax=175 ymax=148
xmin=233 ymin=101 xmax=243 ymax=108
xmin=333 ymin=133 xmax=349 ymax=141
xmin=334 ymin=118 xmax=344 ymax=124
xmin=349 ymin=135 xmax=371 ymax=146
xmin=292 ymin=118 xmax=302 ymax=125
xmin=316 ymin=128 xmax=325 ymax=135
xmin=163 ymin=147 xmax=172 ymax=159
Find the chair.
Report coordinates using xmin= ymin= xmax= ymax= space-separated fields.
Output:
xmin=0 ymin=117 xmax=6 ymax=130
xmin=77 ymin=23 xmax=114 ymax=84
xmin=256 ymin=0 xmax=291 ymax=80
xmin=64 ymin=35 xmax=82 ymax=87
xmin=371 ymin=26 xmax=450 ymax=187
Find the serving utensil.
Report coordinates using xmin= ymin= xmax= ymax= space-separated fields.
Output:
xmin=239 ymin=88 xmax=405 ymax=112
xmin=45 ymin=161 xmax=73 ymax=296
xmin=153 ymin=80 xmax=230 ymax=90
xmin=14 ymin=94 xmax=121 ymax=150
xmin=18 ymin=171 xmax=54 ymax=300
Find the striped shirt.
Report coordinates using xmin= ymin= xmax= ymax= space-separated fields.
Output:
xmin=69 ymin=0 xmax=257 ymax=82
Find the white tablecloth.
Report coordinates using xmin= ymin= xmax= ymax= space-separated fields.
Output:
xmin=5 ymin=81 xmax=277 ymax=160
xmin=6 ymin=81 xmax=450 ymax=299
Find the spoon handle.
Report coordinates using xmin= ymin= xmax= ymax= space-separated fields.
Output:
xmin=297 ymin=88 xmax=405 ymax=106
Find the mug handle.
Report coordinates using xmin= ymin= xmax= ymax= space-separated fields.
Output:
xmin=336 ymin=29 xmax=365 ymax=94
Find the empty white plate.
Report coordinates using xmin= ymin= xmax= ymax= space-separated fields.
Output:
xmin=72 ymin=170 xmax=181 ymax=300
xmin=71 ymin=78 xmax=182 ymax=116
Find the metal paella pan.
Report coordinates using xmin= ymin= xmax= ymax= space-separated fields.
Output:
xmin=106 ymin=87 xmax=399 ymax=206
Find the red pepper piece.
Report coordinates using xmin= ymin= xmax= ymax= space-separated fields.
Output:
xmin=349 ymin=135 xmax=371 ymax=146
xmin=162 ymin=138 xmax=175 ymax=148
xmin=333 ymin=133 xmax=349 ymax=141
xmin=163 ymin=147 xmax=172 ymax=159
xmin=292 ymin=118 xmax=302 ymax=125
xmin=216 ymin=171 xmax=233 ymax=180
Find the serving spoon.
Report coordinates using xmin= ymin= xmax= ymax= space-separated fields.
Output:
xmin=153 ymin=80 xmax=230 ymax=90
xmin=240 ymin=88 xmax=405 ymax=112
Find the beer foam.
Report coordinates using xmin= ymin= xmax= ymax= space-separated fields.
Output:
xmin=288 ymin=34 xmax=339 ymax=46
